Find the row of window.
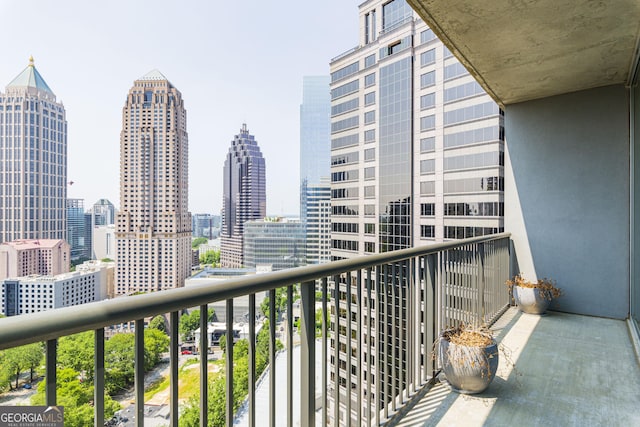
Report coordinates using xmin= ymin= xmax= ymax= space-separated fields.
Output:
xmin=444 ymin=102 xmax=499 ymax=126
xmin=332 ymin=222 xmax=359 ymax=233
xmin=444 ymin=226 xmax=504 ymax=239
xmin=332 ymin=239 xmax=359 ymax=251
xmin=443 ymin=151 xmax=504 ymax=171
xmin=331 ymin=133 xmax=358 ymax=150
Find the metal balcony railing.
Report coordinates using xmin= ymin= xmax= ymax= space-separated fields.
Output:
xmin=0 ymin=233 xmax=510 ymax=426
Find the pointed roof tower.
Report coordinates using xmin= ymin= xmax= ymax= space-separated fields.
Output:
xmin=139 ymin=69 xmax=169 ymax=81
xmin=6 ymin=56 xmax=55 ymax=96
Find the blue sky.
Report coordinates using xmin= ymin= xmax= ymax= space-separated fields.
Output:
xmin=0 ymin=1 xmax=360 ymax=215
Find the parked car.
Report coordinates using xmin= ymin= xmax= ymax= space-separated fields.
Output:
xmin=22 ymin=383 xmax=32 ymax=389
xmin=181 ymin=349 xmax=192 ymax=355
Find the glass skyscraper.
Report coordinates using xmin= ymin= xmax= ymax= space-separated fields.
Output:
xmin=300 ymin=76 xmax=332 ymax=264
xmin=220 ymin=124 xmax=266 ymax=268
xmin=328 ymin=0 xmax=504 ymax=422
xmin=66 ymin=198 xmax=88 ymax=261
xmin=0 ymin=57 xmax=67 ymax=243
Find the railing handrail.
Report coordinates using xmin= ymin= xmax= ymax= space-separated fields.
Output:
xmin=0 ymin=233 xmax=510 ymax=350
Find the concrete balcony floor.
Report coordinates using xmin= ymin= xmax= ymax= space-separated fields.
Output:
xmin=394 ymin=307 xmax=640 ymax=426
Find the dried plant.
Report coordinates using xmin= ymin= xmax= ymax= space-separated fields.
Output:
xmin=506 ymin=273 xmax=562 ymax=300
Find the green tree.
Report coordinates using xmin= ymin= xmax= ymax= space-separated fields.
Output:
xmin=32 ymin=367 xmax=120 ymax=427
xmin=149 ymin=315 xmax=167 ymax=333
xmin=101 ymin=258 xmax=114 ymax=262
xmin=58 ymin=332 xmax=94 ymax=380
xmin=199 ymin=249 xmax=220 ymax=266
xmin=144 ymin=328 xmax=170 ymax=370
xmin=192 ymin=237 xmax=208 ymax=248
xmin=260 ymin=286 xmax=299 ymax=320
xmin=179 ymin=322 xmax=280 ymax=426
xmin=179 ymin=308 xmax=215 ymax=341
xmin=104 ymin=333 xmax=134 ymax=394
xmin=1 ymin=343 xmax=42 ymax=389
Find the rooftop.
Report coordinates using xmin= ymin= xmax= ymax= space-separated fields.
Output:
xmin=6 ymin=56 xmax=55 ymax=96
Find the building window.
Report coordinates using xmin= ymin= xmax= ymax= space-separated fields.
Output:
xmin=364 ymin=111 xmax=376 ymax=124
xmin=420 ymin=115 xmax=436 ymax=131
xmin=420 ymin=49 xmax=436 ymax=67
xmin=420 ymin=71 xmax=436 ymax=89
xmin=364 ymin=92 xmax=376 ymax=106
xmin=420 ymin=93 xmax=436 ymax=110
xmin=420 ymin=137 xmax=435 ymax=153
xmin=421 ymin=203 xmax=435 ymax=216
xmin=420 ymin=225 xmax=435 ymax=238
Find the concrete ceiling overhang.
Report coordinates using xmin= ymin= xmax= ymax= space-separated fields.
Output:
xmin=407 ymin=0 xmax=640 ymax=107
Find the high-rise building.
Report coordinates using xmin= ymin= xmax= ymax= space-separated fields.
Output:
xmin=300 ymin=76 xmax=332 ymax=264
xmin=0 ymin=57 xmax=67 ymax=243
xmin=328 ymin=0 xmax=504 ymax=422
xmin=192 ymin=213 xmax=218 ymax=239
xmin=67 ymin=198 xmax=89 ymax=261
xmin=1 ymin=260 xmax=111 ymax=316
xmin=91 ymin=199 xmax=116 ymax=226
xmin=115 ymin=70 xmax=192 ymax=294
xmin=220 ymin=124 xmax=266 ymax=268
xmin=0 ymin=239 xmax=70 ymax=281
xmin=243 ymin=217 xmax=305 ymax=271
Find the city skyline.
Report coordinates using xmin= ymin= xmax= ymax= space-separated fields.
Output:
xmin=0 ymin=0 xmax=360 ymax=216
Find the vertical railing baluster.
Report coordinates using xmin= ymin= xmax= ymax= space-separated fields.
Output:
xmin=399 ymin=261 xmax=405 ymax=404
xmin=426 ymin=254 xmax=437 ymax=377
xmin=366 ymin=267 xmax=372 ymax=426
xmin=375 ymin=265 xmax=381 ymax=427
xmin=332 ymin=275 xmax=340 ymax=426
xmin=199 ymin=305 xmax=209 ymax=427
xmin=300 ymin=280 xmax=316 ymax=426
xmin=169 ymin=312 xmax=178 ymax=427
xmin=345 ymin=272 xmax=352 ymax=426
xmin=391 ymin=263 xmax=397 ymax=413
xmin=269 ymin=289 xmax=276 ymax=427
xmin=421 ymin=257 xmax=428 ymax=383
xmin=382 ymin=264 xmax=389 ymax=421
xmin=321 ymin=278 xmax=328 ymax=427
xmin=408 ymin=257 xmax=415 ymax=396
xmin=356 ymin=269 xmax=362 ymax=426
xmin=248 ymin=294 xmax=256 ymax=427
xmin=46 ymin=339 xmax=56 ymax=406
xmin=226 ymin=299 xmax=234 ymax=427
xmin=287 ymin=285 xmax=293 ymax=427
xmin=135 ymin=319 xmax=144 ymax=427
xmin=95 ymin=328 xmax=105 ymax=427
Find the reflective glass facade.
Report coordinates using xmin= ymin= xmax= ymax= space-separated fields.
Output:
xmin=220 ymin=124 xmax=266 ymax=268
xmin=379 ymin=57 xmax=412 ymax=252
xmin=300 ymin=76 xmax=332 ymax=264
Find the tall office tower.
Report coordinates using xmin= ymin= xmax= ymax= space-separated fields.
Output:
xmin=220 ymin=124 xmax=266 ymax=268
xmin=66 ymin=198 xmax=88 ymax=261
xmin=300 ymin=76 xmax=332 ymax=264
xmin=328 ymin=0 xmax=504 ymax=422
xmin=115 ymin=70 xmax=192 ymax=294
xmin=0 ymin=57 xmax=67 ymax=243
xmin=91 ymin=199 xmax=116 ymax=226
xmin=192 ymin=213 xmax=216 ymax=239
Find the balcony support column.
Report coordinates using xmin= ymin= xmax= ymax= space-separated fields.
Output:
xmin=46 ymin=339 xmax=56 ymax=406
xmin=300 ymin=280 xmax=316 ymax=426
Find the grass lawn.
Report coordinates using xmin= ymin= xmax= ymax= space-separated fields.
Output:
xmin=144 ymin=358 xmax=225 ymax=403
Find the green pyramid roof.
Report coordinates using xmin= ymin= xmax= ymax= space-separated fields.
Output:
xmin=7 ymin=56 xmax=54 ymax=95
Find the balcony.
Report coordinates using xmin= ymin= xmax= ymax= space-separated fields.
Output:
xmin=2 ymin=233 xmax=639 ymax=426
xmin=1 ymin=234 xmax=512 ymax=426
